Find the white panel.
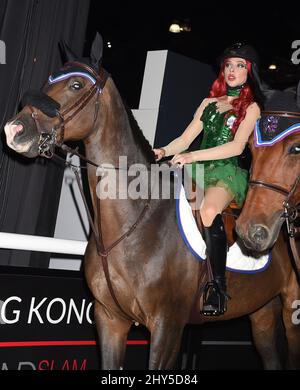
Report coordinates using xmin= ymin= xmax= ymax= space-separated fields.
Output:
xmin=132 ymin=108 xmax=158 ymax=147
xmin=139 ymin=50 xmax=168 ymax=109
xmin=49 ymin=259 xmax=82 ymax=271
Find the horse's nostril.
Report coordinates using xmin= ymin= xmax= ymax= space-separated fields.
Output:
xmin=250 ymin=225 xmax=269 ymax=243
xmin=13 ymin=121 xmax=25 ymax=136
xmin=15 ymin=124 xmax=24 ymax=133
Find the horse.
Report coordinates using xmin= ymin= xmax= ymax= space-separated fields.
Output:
xmin=236 ymin=84 xmax=300 ymax=368
xmin=4 ymin=33 xmax=300 ymax=370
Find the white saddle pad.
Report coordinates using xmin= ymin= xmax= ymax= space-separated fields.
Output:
xmin=176 ymin=184 xmax=271 ymax=274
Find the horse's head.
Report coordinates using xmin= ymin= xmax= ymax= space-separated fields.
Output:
xmin=4 ymin=33 xmax=108 ymax=158
xmin=236 ymin=82 xmax=300 ymax=251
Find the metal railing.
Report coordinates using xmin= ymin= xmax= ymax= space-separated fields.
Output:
xmin=0 ymin=232 xmax=87 ymax=255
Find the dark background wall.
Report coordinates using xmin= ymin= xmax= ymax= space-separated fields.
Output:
xmin=154 ymin=51 xmax=215 ymax=150
xmin=0 ymin=0 xmax=90 ymax=267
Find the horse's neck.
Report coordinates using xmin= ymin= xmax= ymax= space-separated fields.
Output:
xmin=83 ymin=79 xmax=154 ymax=239
xmin=85 ymin=79 xmax=149 ymax=167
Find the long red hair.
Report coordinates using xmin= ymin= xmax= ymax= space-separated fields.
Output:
xmin=209 ymin=60 xmax=254 ymax=134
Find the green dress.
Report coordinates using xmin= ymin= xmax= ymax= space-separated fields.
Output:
xmin=186 ymin=101 xmax=248 ymax=207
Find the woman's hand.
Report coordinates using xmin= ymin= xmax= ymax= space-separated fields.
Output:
xmin=171 ymin=152 xmax=195 ymax=167
xmin=153 ymin=148 xmax=166 ymax=161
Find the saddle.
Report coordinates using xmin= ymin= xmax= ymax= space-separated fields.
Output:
xmin=183 ymin=172 xmax=240 ymax=244
xmin=192 ymin=204 xmax=239 ymax=246
xmin=187 ymin=171 xmax=240 ymax=246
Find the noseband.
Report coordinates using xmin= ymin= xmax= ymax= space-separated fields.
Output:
xmin=28 ymin=61 xmax=109 ymax=158
xmin=249 ymin=110 xmax=300 ymax=238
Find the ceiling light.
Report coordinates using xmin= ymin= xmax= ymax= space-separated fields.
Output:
xmin=169 ymin=19 xmax=191 ymax=33
xmin=268 ymin=64 xmax=277 ymax=70
xmin=169 ymin=23 xmax=181 ymax=33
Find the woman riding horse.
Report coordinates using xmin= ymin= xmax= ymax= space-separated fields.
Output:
xmin=154 ymin=43 xmax=264 ymax=316
xmin=4 ymin=34 xmax=300 ymax=369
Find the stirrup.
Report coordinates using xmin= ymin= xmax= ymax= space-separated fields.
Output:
xmin=201 ymin=280 xmax=230 ymax=316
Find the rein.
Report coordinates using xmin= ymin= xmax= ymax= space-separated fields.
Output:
xmin=53 ymin=145 xmax=151 ymax=324
xmin=33 ymin=62 xmax=151 ymax=323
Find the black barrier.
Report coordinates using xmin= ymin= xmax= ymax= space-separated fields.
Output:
xmin=0 ymin=266 xmax=262 ymax=370
xmin=0 ymin=266 xmax=150 ymax=370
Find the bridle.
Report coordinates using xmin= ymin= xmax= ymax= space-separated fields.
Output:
xmin=249 ymin=173 xmax=300 ymax=271
xmin=249 ymin=109 xmax=300 ymax=270
xmin=33 ymin=61 xmax=109 ymax=158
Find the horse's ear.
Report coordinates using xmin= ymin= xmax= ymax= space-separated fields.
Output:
xmin=90 ymin=32 xmax=103 ymax=69
xmin=59 ymin=40 xmax=77 ymax=64
xmin=297 ymin=79 xmax=300 ymax=109
xmin=260 ymin=82 xmax=276 ymax=101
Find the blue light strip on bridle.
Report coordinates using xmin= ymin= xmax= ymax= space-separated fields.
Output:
xmin=48 ymin=71 xmax=97 ymax=86
xmin=254 ymin=120 xmax=300 ymax=147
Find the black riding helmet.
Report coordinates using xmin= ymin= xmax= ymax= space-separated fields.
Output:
xmin=220 ymin=42 xmax=260 ymax=68
xmin=219 ymin=42 xmax=267 ymax=108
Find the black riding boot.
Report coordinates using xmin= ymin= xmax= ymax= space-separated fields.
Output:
xmin=201 ymin=214 xmax=229 ymax=316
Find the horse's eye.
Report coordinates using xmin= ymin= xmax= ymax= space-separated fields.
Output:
xmin=289 ymin=144 xmax=300 ymax=154
xmin=70 ymin=80 xmax=83 ymax=91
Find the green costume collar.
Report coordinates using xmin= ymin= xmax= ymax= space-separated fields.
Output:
xmin=226 ymin=83 xmax=245 ymax=97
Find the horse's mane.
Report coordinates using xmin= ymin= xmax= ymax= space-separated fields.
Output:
xmin=122 ymin=99 xmax=156 ymax=164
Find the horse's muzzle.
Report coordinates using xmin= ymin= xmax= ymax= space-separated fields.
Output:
xmin=249 ymin=224 xmax=268 ymax=243
xmin=238 ymin=224 xmax=271 ymax=252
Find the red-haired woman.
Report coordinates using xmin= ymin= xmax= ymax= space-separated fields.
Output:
xmin=153 ymin=43 xmax=263 ymax=316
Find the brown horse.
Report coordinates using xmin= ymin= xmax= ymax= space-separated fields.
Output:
xmin=4 ymin=34 xmax=300 ymax=369
xmin=236 ymin=85 xmax=300 ymax=369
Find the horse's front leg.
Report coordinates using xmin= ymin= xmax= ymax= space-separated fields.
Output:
xmin=94 ymin=301 xmax=132 ymax=370
xmin=148 ymin=317 xmax=185 ymax=369
xmin=249 ymin=296 xmax=283 ymax=370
